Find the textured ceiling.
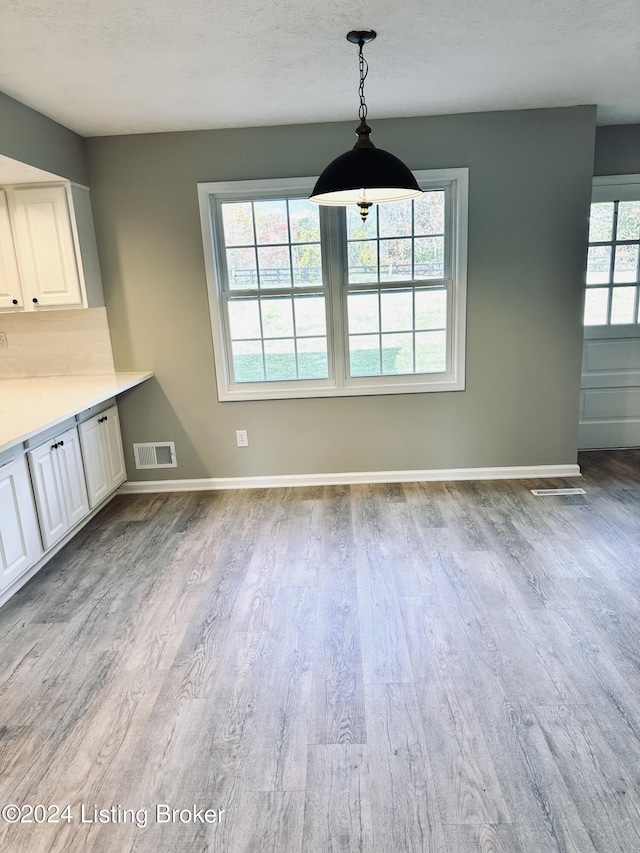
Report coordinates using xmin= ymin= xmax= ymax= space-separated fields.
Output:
xmin=0 ymin=0 xmax=638 ymax=136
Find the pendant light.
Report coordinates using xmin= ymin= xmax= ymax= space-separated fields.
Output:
xmin=309 ymin=30 xmax=422 ymax=221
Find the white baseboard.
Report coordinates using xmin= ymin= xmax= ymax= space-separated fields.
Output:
xmin=119 ymin=463 xmax=581 ymax=494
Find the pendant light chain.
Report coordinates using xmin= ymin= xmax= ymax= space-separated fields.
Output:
xmin=355 ymin=39 xmax=373 ymax=218
xmin=358 ymin=40 xmax=369 ymax=123
xmin=308 ymin=29 xmax=423 ymax=219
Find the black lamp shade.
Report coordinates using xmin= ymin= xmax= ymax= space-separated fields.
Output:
xmin=309 ymin=145 xmax=422 ymax=206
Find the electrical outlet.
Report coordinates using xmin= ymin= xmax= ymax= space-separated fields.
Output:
xmin=0 ymin=332 xmax=7 ymax=349
xmin=236 ymin=429 xmax=249 ymax=448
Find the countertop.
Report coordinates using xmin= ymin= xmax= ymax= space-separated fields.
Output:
xmin=0 ymin=372 xmax=153 ymax=455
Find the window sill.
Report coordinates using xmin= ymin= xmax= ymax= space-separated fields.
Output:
xmin=217 ymin=374 xmax=465 ymax=402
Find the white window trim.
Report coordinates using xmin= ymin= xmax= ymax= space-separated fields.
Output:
xmin=592 ymin=174 xmax=640 ymax=203
xmin=585 ymin=174 xmax=640 ymax=335
xmin=198 ymin=169 xmax=468 ymax=402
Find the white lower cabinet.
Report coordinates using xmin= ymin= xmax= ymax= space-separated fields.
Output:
xmin=0 ymin=454 xmax=43 ymax=590
xmin=1 ymin=400 xmax=129 ymax=606
xmin=79 ymin=406 xmax=126 ymax=508
xmin=28 ymin=425 xmax=90 ymax=551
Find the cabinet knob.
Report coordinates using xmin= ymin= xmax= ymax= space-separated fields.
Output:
xmin=51 ymin=443 xmax=58 ymax=450
xmin=59 ymin=439 xmax=64 ymax=446
xmin=99 ymin=416 xmax=108 ymax=423
xmin=32 ymin=298 xmax=38 ymax=304
xmin=12 ymin=299 xmax=18 ymax=305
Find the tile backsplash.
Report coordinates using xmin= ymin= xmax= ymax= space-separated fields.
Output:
xmin=0 ymin=307 xmax=115 ymax=378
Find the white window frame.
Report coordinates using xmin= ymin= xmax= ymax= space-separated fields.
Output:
xmin=585 ymin=175 xmax=640 ymax=330
xmin=198 ymin=169 xmax=468 ymax=402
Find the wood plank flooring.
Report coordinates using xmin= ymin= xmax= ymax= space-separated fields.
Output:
xmin=2 ymin=451 xmax=640 ymax=851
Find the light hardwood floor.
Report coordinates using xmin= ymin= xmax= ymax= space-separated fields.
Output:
xmin=2 ymin=451 xmax=640 ymax=851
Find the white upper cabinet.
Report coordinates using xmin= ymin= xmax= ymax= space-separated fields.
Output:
xmin=0 ymin=182 xmax=105 ymax=313
xmin=0 ymin=190 xmax=24 ymax=309
xmin=11 ymin=185 xmax=84 ymax=309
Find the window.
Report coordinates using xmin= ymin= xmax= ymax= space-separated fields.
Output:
xmin=585 ymin=177 xmax=640 ymax=326
xmin=198 ymin=170 xmax=468 ymax=401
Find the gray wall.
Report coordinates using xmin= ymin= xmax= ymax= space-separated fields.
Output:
xmin=86 ymin=106 xmax=596 ymax=480
xmin=594 ymin=125 xmax=640 ymax=177
xmin=0 ymin=91 xmax=88 ymax=186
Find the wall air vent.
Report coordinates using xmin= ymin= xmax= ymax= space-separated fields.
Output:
xmin=530 ymin=488 xmax=586 ymax=496
xmin=133 ymin=441 xmax=177 ymax=469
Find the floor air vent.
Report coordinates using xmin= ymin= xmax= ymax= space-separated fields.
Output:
xmin=133 ymin=441 xmax=177 ymax=469
xmin=530 ymin=488 xmax=586 ymax=496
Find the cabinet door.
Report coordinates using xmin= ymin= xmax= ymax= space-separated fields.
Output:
xmin=102 ymin=407 xmax=126 ymax=492
xmin=79 ymin=415 xmax=110 ymax=509
xmin=12 ymin=186 xmax=83 ymax=308
xmin=0 ymin=455 xmax=42 ymax=589
xmin=28 ymin=440 xmax=68 ymax=550
xmin=55 ymin=427 xmax=90 ymax=528
xmin=0 ymin=190 xmax=24 ymax=310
